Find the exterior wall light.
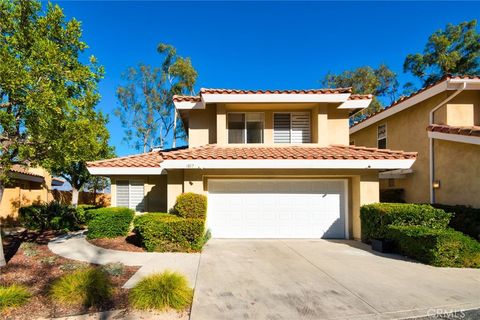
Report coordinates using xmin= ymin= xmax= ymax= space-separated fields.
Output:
xmin=432 ymin=180 xmax=441 ymax=189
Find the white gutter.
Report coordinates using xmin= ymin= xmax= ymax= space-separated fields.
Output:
xmin=88 ymin=167 xmax=164 ymax=175
xmin=161 ymin=159 xmax=416 ymax=170
xmin=428 ymin=82 xmax=467 ymax=203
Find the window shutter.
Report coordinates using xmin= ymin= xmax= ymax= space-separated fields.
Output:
xmin=116 ymin=180 xmax=129 ymax=208
xmin=129 ymin=180 xmax=145 ymax=212
xmin=274 ymin=113 xmax=291 ymax=143
xmin=291 ymin=112 xmax=311 ymax=143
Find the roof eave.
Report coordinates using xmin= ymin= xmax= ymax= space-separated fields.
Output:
xmin=87 ymin=167 xmax=164 ymax=176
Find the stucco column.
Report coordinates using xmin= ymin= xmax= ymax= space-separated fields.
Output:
xmin=317 ymin=104 xmax=329 ymax=147
xmin=216 ymin=104 xmax=227 ymax=145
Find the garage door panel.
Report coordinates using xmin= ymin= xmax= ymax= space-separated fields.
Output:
xmin=207 ymin=179 xmax=346 ymax=239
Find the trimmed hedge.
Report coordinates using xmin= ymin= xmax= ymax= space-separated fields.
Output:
xmin=87 ymin=207 xmax=135 ymax=239
xmin=360 ymin=203 xmax=451 ymax=242
xmin=387 ymin=225 xmax=480 ymax=268
xmin=431 ymin=204 xmax=480 ymax=241
xmin=134 ymin=213 xmax=205 ymax=252
xmin=19 ymin=201 xmax=80 ymax=231
xmin=173 ymin=193 xmax=207 ymax=219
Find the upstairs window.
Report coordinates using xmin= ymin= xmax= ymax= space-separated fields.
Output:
xmin=377 ymin=124 xmax=387 ymax=149
xmin=228 ymin=113 xmax=264 ymax=144
xmin=274 ymin=112 xmax=311 ymax=144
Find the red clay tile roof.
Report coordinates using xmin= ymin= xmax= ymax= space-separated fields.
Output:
xmin=351 ymin=74 xmax=480 ymax=128
xmin=162 ymin=145 xmax=417 ymax=160
xmin=173 ymin=87 xmax=354 ymax=102
xmin=10 ymin=165 xmax=44 ymax=178
xmin=348 ymin=94 xmax=373 ymax=100
xmin=88 ymin=145 xmax=416 ymax=168
xmin=87 ymin=151 xmax=164 ymax=168
xmin=427 ymin=124 xmax=480 ymax=137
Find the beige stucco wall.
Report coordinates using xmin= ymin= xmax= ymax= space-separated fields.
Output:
xmin=351 ymin=90 xmax=480 ymax=205
xmin=434 ymin=139 xmax=480 ymax=207
xmin=110 ymin=175 xmax=167 ymax=212
xmin=188 ymin=102 xmax=350 ymax=147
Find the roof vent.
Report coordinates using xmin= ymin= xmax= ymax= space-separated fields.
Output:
xmin=150 ymin=146 xmax=163 ymax=152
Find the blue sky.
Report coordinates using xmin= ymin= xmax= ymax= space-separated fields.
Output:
xmin=56 ymin=1 xmax=480 ymax=157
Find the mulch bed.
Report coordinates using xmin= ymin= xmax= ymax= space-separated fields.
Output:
xmin=0 ymin=230 xmax=139 ymax=319
xmin=87 ymin=233 xmax=146 ymax=252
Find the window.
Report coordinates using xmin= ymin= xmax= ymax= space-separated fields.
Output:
xmin=273 ymin=112 xmax=311 ymax=143
xmin=377 ymin=124 xmax=387 ymax=149
xmin=116 ymin=180 xmax=145 ymax=211
xmin=228 ymin=113 xmax=264 ymax=144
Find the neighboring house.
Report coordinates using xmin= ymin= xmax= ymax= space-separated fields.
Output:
xmin=0 ymin=165 xmax=64 ymax=222
xmin=87 ymin=88 xmax=416 ymax=240
xmin=350 ymin=75 xmax=480 ymax=207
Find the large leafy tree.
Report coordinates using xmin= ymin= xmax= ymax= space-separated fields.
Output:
xmin=115 ymin=44 xmax=198 ymax=153
xmin=404 ymin=20 xmax=480 ymax=86
xmin=0 ymin=0 xmax=107 ymax=265
xmin=322 ymin=64 xmax=399 ymax=119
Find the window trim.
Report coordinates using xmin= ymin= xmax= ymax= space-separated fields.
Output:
xmin=273 ymin=111 xmax=311 ymax=144
xmin=227 ymin=112 xmax=265 ymax=144
xmin=115 ymin=179 xmax=145 ymax=211
xmin=377 ymin=123 xmax=387 ymax=149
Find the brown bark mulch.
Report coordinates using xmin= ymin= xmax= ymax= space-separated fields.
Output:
xmin=0 ymin=230 xmax=139 ymax=319
xmin=87 ymin=233 xmax=146 ymax=252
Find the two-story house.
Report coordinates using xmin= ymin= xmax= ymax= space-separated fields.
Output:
xmin=87 ymin=88 xmax=416 ymax=240
xmin=350 ymin=75 xmax=480 ymax=208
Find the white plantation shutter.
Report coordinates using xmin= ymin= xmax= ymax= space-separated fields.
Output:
xmin=274 ymin=112 xmax=311 ymax=144
xmin=115 ymin=180 xmax=145 ymax=211
xmin=274 ymin=113 xmax=291 ymax=143
xmin=129 ymin=180 xmax=145 ymax=212
xmin=291 ymin=112 xmax=311 ymax=143
xmin=116 ymin=181 xmax=129 ymax=208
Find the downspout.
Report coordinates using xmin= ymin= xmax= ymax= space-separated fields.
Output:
xmin=428 ymin=81 xmax=467 ymax=203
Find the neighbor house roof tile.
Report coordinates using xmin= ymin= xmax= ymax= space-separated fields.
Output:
xmin=427 ymin=124 xmax=480 ymax=137
xmin=10 ymin=165 xmax=44 ymax=178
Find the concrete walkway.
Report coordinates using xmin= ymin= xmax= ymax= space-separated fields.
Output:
xmin=48 ymin=231 xmax=200 ymax=288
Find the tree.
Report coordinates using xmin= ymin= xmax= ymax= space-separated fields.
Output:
xmin=0 ymin=0 xmax=105 ymax=265
xmin=404 ymin=20 xmax=480 ymax=86
xmin=84 ymin=176 xmax=110 ymax=205
xmin=115 ymin=44 xmax=198 ymax=153
xmin=322 ymin=64 xmax=399 ymax=119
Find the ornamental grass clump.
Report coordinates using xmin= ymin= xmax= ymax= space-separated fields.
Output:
xmin=129 ymin=271 xmax=193 ymax=311
xmin=0 ymin=284 xmax=31 ymax=311
xmin=50 ymin=267 xmax=112 ymax=307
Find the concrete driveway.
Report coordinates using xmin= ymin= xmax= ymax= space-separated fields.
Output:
xmin=190 ymin=240 xmax=480 ymax=320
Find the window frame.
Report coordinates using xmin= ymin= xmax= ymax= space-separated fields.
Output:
xmin=377 ymin=123 xmax=387 ymax=149
xmin=273 ymin=111 xmax=311 ymax=144
xmin=115 ymin=179 xmax=145 ymax=211
xmin=227 ymin=112 xmax=265 ymax=144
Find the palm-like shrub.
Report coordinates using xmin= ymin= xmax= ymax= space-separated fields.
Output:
xmin=129 ymin=271 xmax=193 ymax=310
xmin=50 ymin=267 xmax=112 ymax=307
xmin=0 ymin=284 xmax=31 ymax=311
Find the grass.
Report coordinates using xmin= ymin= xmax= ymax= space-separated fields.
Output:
xmin=0 ymin=284 xmax=31 ymax=312
xmin=129 ymin=271 xmax=193 ymax=311
xmin=50 ymin=267 xmax=112 ymax=307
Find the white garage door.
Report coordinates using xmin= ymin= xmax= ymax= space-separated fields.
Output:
xmin=207 ymin=179 xmax=347 ymax=239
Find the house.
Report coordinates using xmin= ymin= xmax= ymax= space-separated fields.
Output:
xmin=87 ymin=88 xmax=416 ymax=240
xmin=350 ymin=75 xmax=480 ymax=207
xmin=0 ymin=165 xmax=64 ymax=223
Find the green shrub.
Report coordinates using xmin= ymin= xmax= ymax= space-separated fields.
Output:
xmin=134 ymin=213 xmax=205 ymax=252
xmin=174 ymin=193 xmax=207 ymax=219
xmin=387 ymin=225 xmax=480 ymax=268
xmin=360 ymin=203 xmax=451 ymax=242
xmin=76 ymin=205 xmax=101 ymax=224
xmin=50 ymin=267 xmax=112 ymax=307
xmin=19 ymin=201 xmax=81 ymax=231
xmin=0 ymin=284 xmax=31 ymax=311
xmin=431 ymin=204 xmax=480 ymax=241
xmin=87 ymin=207 xmax=135 ymax=239
xmin=129 ymin=271 xmax=192 ymax=311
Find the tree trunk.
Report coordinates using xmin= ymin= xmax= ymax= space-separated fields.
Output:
xmin=0 ymin=184 xmax=6 ymax=267
xmin=72 ymin=187 xmax=79 ymax=208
